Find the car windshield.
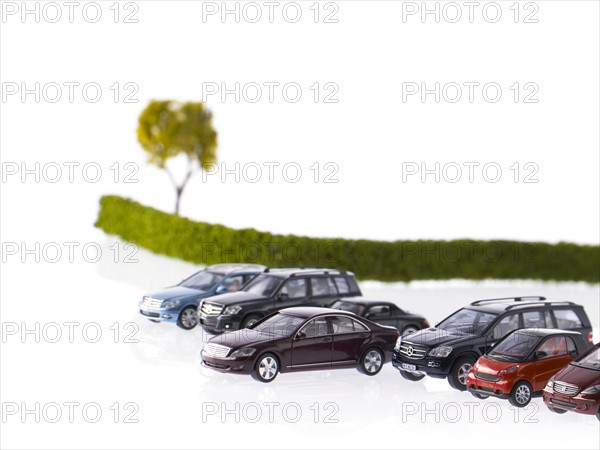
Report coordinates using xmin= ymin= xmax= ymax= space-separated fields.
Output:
xmin=437 ymin=308 xmax=497 ymax=335
xmin=572 ymin=346 xmax=600 ymax=371
xmin=243 ymin=275 xmax=282 ymax=297
xmin=489 ymin=332 xmax=541 ymax=361
xmin=330 ymin=300 xmax=365 ymax=315
xmin=179 ymin=271 xmax=223 ymax=290
xmin=252 ymin=313 xmax=306 ymax=338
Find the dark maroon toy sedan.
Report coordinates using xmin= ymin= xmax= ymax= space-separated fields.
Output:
xmin=201 ymin=307 xmax=400 ymax=382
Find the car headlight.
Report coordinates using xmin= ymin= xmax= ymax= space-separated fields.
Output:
xmin=229 ymin=348 xmax=256 ymax=358
xmin=162 ymin=299 xmax=181 ymax=309
xmin=223 ymin=305 xmax=242 ymax=315
xmin=429 ymin=346 xmax=453 ymax=358
xmin=500 ymin=365 xmax=519 ymax=374
xmin=581 ymin=384 xmax=600 ymax=395
xmin=546 ymin=375 xmax=555 ymax=389
xmin=394 ymin=336 xmax=402 ymax=352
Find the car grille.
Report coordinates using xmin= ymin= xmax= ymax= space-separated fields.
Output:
xmin=553 ymin=381 xmax=579 ymax=396
xmin=550 ymin=398 xmax=577 ymax=408
xmin=203 ymin=343 xmax=231 ymax=358
xmin=201 ymin=301 xmax=224 ymax=316
xmin=475 ymin=372 xmax=502 ymax=382
xmin=140 ymin=310 xmax=160 ymax=318
xmin=398 ymin=343 xmax=428 ymax=360
xmin=143 ymin=296 xmax=163 ymax=308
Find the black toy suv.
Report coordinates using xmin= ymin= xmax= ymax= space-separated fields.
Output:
xmin=198 ymin=268 xmax=361 ymax=333
xmin=392 ymin=296 xmax=593 ymax=391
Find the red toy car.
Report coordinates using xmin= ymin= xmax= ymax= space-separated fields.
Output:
xmin=543 ymin=342 xmax=600 ymax=421
xmin=466 ymin=328 xmax=590 ymax=407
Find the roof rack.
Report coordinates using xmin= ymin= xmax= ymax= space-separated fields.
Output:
xmin=506 ymin=301 xmax=575 ymax=311
xmin=264 ymin=267 xmax=324 ymax=273
xmin=470 ymin=296 xmax=546 ymax=306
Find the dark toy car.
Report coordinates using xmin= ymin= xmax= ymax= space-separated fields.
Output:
xmin=330 ymin=297 xmax=429 ymax=336
xmin=198 ymin=268 xmax=361 ymax=333
xmin=466 ymin=328 xmax=590 ymax=407
xmin=392 ymin=296 xmax=593 ymax=391
xmin=200 ymin=307 xmax=399 ymax=382
xmin=543 ymin=342 xmax=600 ymax=421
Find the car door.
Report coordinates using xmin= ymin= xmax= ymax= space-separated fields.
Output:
xmin=533 ymin=336 xmax=574 ymax=391
xmin=330 ymin=315 xmax=371 ymax=365
xmin=276 ymin=278 xmax=310 ymax=308
xmin=309 ymin=276 xmax=339 ymax=307
xmin=364 ymin=305 xmax=396 ymax=328
xmin=291 ymin=317 xmax=332 ymax=368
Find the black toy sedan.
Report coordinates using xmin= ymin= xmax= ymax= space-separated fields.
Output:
xmin=330 ymin=297 xmax=429 ymax=336
xmin=201 ymin=307 xmax=399 ymax=382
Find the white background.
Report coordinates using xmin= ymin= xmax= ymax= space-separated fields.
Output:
xmin=1 ymin=1 xmax=599 ymax=449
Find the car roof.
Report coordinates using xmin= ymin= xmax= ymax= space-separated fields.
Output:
xmin=466 ymin=298 xmax=580 ymax=314
xmin=334 ymin=296 xmax=394 ymax=306
xmin=279 ymin=306 xmax=358 ymax=319
xmin=207 ymin=263 xmax=266 ymax=274
xmin=512 ymin=328 xmax=583 ymax=338
xmin=261 ymin=267 xmax=353 ymax=278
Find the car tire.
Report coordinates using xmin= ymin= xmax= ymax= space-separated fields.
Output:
xmin=252 ymin=353 xmax=279 ymax=383
xmin=470 ymin=392 xmax=489 ymax=400
xmin=177 ymin=306 xmax=198 ymax=330
xmin=399 ymin=370 xmax=425 ymax=381
xmin=447 ymin=356 xmax=476 ymax=391
xmin=508 ymin=381 xmax=532 ymax=407
xmin=547 ymin=407 xmax=567 ymax=414
xmin=358 ymin=347 xmax=384 ymax=376
xmin=242 ymin=314 xmax=262 ymax=329
xmin=401 ymin=325 xmax=419 ymax=336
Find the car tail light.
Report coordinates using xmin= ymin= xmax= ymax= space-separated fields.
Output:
xmin=395 ymin=330 xmax=400 ymax=338
xmin=422 ymin=319 xmax=430 ymax=328
xmin=587 ymin=331 xmax=593 ymax=344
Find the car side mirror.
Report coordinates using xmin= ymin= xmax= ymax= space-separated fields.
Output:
xmin=215 ymin=285 xmax=227 ymax=294
xmin=295 ymin=331 xmax=306 ymax=340
xmin=534 ymin=350 xmax=547 ymax=360
xmin=278 ymin=293 xmax=289 ymax=302
xmin=569 ymin=350 xmax=579 ymax=358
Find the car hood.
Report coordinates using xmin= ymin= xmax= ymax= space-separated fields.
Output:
xmin=555 ymin=362 xmax=600 ymax=388
xmin=202 ymin=291 xmax=266 ymax=306
xmin=402 ymin=327 xmax=475 ymax=347
xmin=475 ymin=356 xmax=520 ymax=375
xmin=144 ymin=286 xmax=204 ymax=302
xmin=207 ymin=329 xmax=280 ymax=349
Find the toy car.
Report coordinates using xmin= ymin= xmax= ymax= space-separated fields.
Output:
xmin=138 ymin=264 xmax=265 ymax=330
xmin=330 ymin=297 xmax=429 ymax=336
xmin=543 ymin=342 xmax=600 ymax=420
xmin=466 ymin=328 xmax=590 ymax=407
xmin=392 ymin=296 xmax=593 ymax=391
xmin=198 ymin=268 xmax=361 ymax=334
xmin=200 ymin=307 xmax=399 ymax=382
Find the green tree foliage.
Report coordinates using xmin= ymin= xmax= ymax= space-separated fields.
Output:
xmin=137 ymin=100 xmax=217 ymax=215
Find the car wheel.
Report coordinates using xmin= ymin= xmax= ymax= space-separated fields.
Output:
xmin=401 ymin=325 xmax=419 ymax=336
xmin=547 ymin=407 xmax=567 ymax=414
xmin=242 ymin=314 xmax=262 ymax=328
xmin=447 ymin=356 xmax=476 ymax=391
xmin=471 ymin=392 xmax=489 ymax=400
xmin=359 ymin=348 xmax=384 ymax=376
xmin=252 ymin=353 xmax=279 ymax=383
xmin=508 ymin=381 xmax=532 ymax=407
xmin=177 ymin=306 xmax=198 ymax=330
xmin=399 ymin=370 xmax=425 ymax=381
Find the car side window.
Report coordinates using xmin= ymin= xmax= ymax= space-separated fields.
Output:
xmin=367 ymin=305 xmax=391 ymax=317
xmin=280 ymin=278 xmax=308 ymax=299
xmin=544 ymin=310 xmax=554 ymax=328
xmin=491 ymin=314 xmax=520 ymax=340
xmin=522 ymin=311 xmax=545 ymax=328
xmin=310 ymin=277 xmax=337 ymax=297
xmin=334 ymin=276 xmax=350 ymax=294
xmin=302 ymin=317 xmax=329 ymax=337
xmin=222 ymin=275 xmax=245 ymax=293
xmin=566 ymin=336 xmax=577 ymax=353
xmin=553 ymin=309 xmax=583 ymax=329
xmin=353 ymin=320 xmax=369 ymax=331
xmin=538 ymin=336 xmax=568 ymax=357
xmin=330 ymin=316 xmax=356 ymax=334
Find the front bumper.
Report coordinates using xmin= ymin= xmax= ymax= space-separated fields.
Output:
xmin=139 ymin=305 xmax=180 ymax=323
xmin=199 ymin=314 xmax=243 ymax=333
xmin=200 ymin=354 xmax=253 ymax=374
xmin=392 ymin=351 xmax=453 ymax=377
xmin=466 ymin=371 xmax=513 ymax=398
xmin=542 ymin=388 xmax=600 ymax=415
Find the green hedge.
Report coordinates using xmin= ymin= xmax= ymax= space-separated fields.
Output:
xmin=95 ymin=195 xmax=600 ymax=283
